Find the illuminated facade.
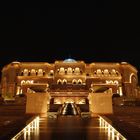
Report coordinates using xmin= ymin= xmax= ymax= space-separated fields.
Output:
xmin=0 ymin=59 xmax=139 ymax=104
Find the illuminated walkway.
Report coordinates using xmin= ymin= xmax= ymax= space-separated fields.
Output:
xmin=0 ymin=104 xmax=127 ymax=140
xmin=39 ymin=116 xmax=109 ymax=140
xmin=13 ymin=116 xmax=113 ymax=140
xmin=1 ymin=104 xmax=139 ymax=140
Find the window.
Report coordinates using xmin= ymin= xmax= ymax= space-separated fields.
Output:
xmin=104 ymin=69 xmax=109 ymax=76
xmin=57 ymin=79 xmax=62 ymax=84
xmin=23 ymin=69 xmax=28 ymax=76
xmin=67 ymin=67 xmax=72 ymax=74
xmin=38 ymin=69 xmax=43 ymax=76
xmin=59 ymin=67 xmax=65 ymax=74
xmin=21 ymin=80 xmax=26 ymax=85
xmin=74 ymin=67 xmax=80 ymax=74
xmin=63 ymin=79 xmax=67 ymax=84
xmin=111 ymin=69 xmax=117 ymax=76
xmin=78 ymin=79 xmax=82 ymax=84
xmin=97 ymin=69 xmax=102 ymax=76
xmin=31 ymin=69 xmax=36 ymax=76
xmin=72 ymin=79 xmax=77 ymax=84
xmin=50 ymin=70 xmax=54 ymax=76
xmin=114 ymin=80 xmax=118 ymax=84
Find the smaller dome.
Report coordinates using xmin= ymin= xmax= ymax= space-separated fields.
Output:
xmin=121 ymin=62 xmax=128 ymax=64
xmin=12 ymin=61 xmax=20 ymax=64
xmin=63 ymin=58 xmax=77 ymax=63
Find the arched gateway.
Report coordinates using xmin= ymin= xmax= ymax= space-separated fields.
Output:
xmin=0 ymin=60 xmax=139 ymax=115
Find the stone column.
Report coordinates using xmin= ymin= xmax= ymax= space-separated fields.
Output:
xmin=123 ymin=83 xmax=132 ymax=97
xmin=7 ymin=83 xmax=16 ymax=99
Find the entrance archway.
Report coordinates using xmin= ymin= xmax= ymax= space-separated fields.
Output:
xmin=65 ymin=98 xmax=74 ymax=103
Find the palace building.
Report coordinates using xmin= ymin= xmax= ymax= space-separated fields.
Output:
xmin=0 ymin=59 xmax=139 ymax=114
xmin=1 ymin=59 xmax=138 ymax=99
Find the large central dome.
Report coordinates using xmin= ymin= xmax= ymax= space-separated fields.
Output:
xmin=63 ymin=58 xmax=77 ymax=63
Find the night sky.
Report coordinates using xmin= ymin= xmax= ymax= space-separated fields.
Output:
xmin=0 ymin=3 xmax=140 ymax=77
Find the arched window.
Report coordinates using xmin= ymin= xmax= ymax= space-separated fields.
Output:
xmin=23 ymin=69 xmax=28 ymax=76
xmin=63 ymin=79 xmax=67 ymax=84
xmin=72 ymin=79 xmax=77 ymax=84
xmin=50 ymin=70 xmax=54 ymax=76
xmin=31 ymin=69 xmax=36 ymax=76
xmin=21 ymin=80 xmax=26 ymax=85
xmin=111 ymin=69 xmax=116 ymax=76
xmin=67 ymin=67 xmax=72 ymax=74
xmin=110 ymin=80 xmax=114 ymax=84
xmin=26 ymin=80 xmax=30 ymax=84
xmin=78 ymin=79 xmax=82 ymax=84
xmin=38 ymin=69 xmax=43 ymax=76
xmin=59 ymin=67 xmax=65 ymax=74
xmin=57 ymin=79 xmax=62 ymax=84
xmin=97 ymin=69 xmax=102 ymax=76
xmin=74 ymin=67 xmax=80 ymax=74
xmin=106 ymin=80 xmax=114 ymax=84
xmin=21 ymin=80 xmax=34 ymax=85
xmin=114 ymin=80 xmax=119 ymax=84
xmin=104 ymin=69 xmax=109 ymax=76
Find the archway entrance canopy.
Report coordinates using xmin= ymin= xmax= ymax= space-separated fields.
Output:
xmin=29 ymin=84 xmax=48 ymax=92
xmin=92 ymin=86 xmax=109 ymax=93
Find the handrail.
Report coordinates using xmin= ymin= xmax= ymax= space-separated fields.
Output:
xmin=11 ymin=116 xmax=39 ymax=140
xmin=99 ymin=115 xmax=127 ymax=140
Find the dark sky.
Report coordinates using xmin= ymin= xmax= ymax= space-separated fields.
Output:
xmin=0 ymin=2 xmax=140 ymax=76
